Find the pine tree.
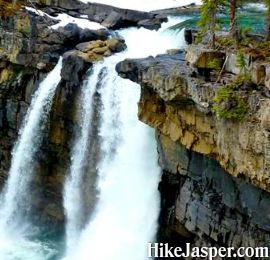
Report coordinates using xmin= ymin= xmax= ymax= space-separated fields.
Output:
xmin=197 ymin=0 xmax=225 ymax=48
xmin=229 ymin=0 xmax=237 ymax=37
xmin=264 ymin=0 xmax=270 ymax=40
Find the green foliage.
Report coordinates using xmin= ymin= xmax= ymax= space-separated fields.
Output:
xmin=236 ymin=51 xmax=246 ymax=71
xmin=167 ymin=18 xmax=199 ymax=32
xmin=217 ymin=37 xmax=235 ymax=47
xmin=263 ymin=0 xmax=270 ymax=7
xmin=197 ymin=0 xmax=226 ymax=47
xmin=236 ymin=51 xmax=253 ymax=79
xmin=234 ymin=73 xmax=252 ymax=84
xmin=213 ymin=86 xmax=249 ymax=121
xmin=208 ymin=58 xmax=222 ymax=70
xmin=208 ymin=58 xmax=222 ymax=75
xmin=240 ymin=26 xmax=252 ymax=37
xmin=195 ymin=28 xmax=206 ymax=44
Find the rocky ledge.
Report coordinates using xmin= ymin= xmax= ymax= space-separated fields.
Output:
xmin=116 ymin=52 xmax=270 ymax=193
xmin=0 ymin=7 xmax=109 ymax=71
xmin=116 ymin=48 xmax=270 ymax=255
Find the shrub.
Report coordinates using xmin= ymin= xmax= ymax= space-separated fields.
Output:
xmin=213 ymin=85 xmax=249 ymax=121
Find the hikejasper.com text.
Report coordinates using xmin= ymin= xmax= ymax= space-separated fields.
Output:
xmin=148 ymin=243 xmax=269 ymax=259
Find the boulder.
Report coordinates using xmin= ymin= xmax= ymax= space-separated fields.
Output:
xmin=186 ymin=45 xmax=226 ymax=71
xmin=76 ymin=40 xmax=105 ymax=52
xmin=73 ymin=38 xmax=126 ymax=63
xmin=61 ymin=50 xmax=92 ymax=84
xmin=250 ymin=62 xmax=265 ymax=85
xmin=264 ymin=64 xmax=270 ymax=91
xmin=93 ymin=46 xmax=109 ymax=54
xmin=82 ymin=3 xmax=162 ymax=30
xmin=106 ymin=38 xmax=127 ymax=52
xmin=138 ymin=18 xmax=162 ymax=30
xmin=225 ymin=52 xmax=248 ymax=75
xmin=166 ymin=49 xmax=185 ymax=55
xmin=30 ymin=0 xmax=166 ymax=31
xmin=101 ymin=11 xmax=123 ymax=29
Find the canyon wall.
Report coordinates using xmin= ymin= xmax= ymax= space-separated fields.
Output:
xmin=2 ymin=1 xmax=270 ymax=257
xmin=116 ymin=50 xmax=270 ymax=258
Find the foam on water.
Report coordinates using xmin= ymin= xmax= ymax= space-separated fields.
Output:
xmin=0 ymin=59 xmax=63 ymax=260
xmin=62 ymin=17 xmax=186 ymax=260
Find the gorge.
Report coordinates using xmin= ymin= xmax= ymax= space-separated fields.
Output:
xmin=0 ymin=0 xmax=270 ymax=260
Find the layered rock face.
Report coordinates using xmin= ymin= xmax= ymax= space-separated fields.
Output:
xmin=116 ymin=50 xmax=270 ymax=257
xmin=0 ymin=7 xmax=109 ymax=71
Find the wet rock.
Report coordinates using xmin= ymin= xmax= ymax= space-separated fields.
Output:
xmin=61 ymin=50 xmax=92 ymax=84
xmin=33 ymin=0 xmax=165 ymax=30
xmin=76 ymin=40 xmax=104 ymax=52
xmin=166 ymin=49 xmax=185 ymax=55
xmin=106 ymin=38 xmax=126 ymax=52
xmin=151 ymin=3 xmax=200 ymax=15
xmin=93 ymin=46 xmax=109 ymax=54
xmin=74 ymin=38 xmax=126 ymax=63
xmin=101 ymin=11 xmax=123 ymax=29
xmin=138 ymin=15 xmax=168 ymax=30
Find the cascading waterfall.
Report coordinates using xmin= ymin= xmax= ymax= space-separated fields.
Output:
xmin=0 ymin=58 xmax=63 ymax=260
xmin=62 ymin=17 xmax=187 ymax=260
xmin=64 ymin=66 xmax=103 ymax=252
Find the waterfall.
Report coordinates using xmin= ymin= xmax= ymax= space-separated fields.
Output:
xmin=64 ymin=65 xmax=103 ymax=251
xmin=62 ymin=17 xmax=187 ymax=260
xmin=0 ymin=58 xmax=63 ymax=260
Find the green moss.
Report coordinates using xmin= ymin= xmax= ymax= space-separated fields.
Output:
xmin=0 ymin=0 xmax=26 ymax=19
xmin=217 ymin=37 xmax=235 ymax=47
xmin=213 ymin=86 xmax=249 ymax=121
xmin=208 ymin=57 xmax=222 ymax=69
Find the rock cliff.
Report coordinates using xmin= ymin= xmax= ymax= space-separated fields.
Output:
xmin=2 ymin=0 xmax=270 ymax=257
xmin=116 ymin=47 xmax=270 ymax=256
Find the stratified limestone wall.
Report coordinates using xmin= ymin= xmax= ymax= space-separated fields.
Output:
xmin=158 ymin=133 xmax=270 ymax=255
xmin=116 ymin=53 xmax=270 ymax=192
xmin=116 ymin=52 xmax=270 ymax=257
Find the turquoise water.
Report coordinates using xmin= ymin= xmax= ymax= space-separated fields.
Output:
xmin=167 ymin=6 xmax=267 ymax=34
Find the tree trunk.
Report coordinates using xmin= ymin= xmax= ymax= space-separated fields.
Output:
xmin=229 ymin=0 xmax=237 ymax=37
xmin=209 ymin=0 xmax=217 ymax=49
xmin=266 ymin=5 xmax=270 ymax=41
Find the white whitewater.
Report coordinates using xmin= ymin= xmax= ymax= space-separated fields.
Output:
xmin=64 ymin=66 xmax=100 ymax=252
xmin=0 ymin=58 xmax=63 ymax=260
xmin=63 ymin=17 xmax=187 ymax=260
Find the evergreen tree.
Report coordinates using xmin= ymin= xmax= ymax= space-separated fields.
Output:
xmin=198 ymin=0 xmax=225 ymax=48
xmin=229 ymin=0 xmax=237 ymax=37
xmin=264 ymin=0 xmax=270 ymax=40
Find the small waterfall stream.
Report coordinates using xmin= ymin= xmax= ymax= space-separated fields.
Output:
xmin=0 ymin=58 xmax=63 ymax=260
xmin=64 ymin=65 xmax=103 ymax=252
